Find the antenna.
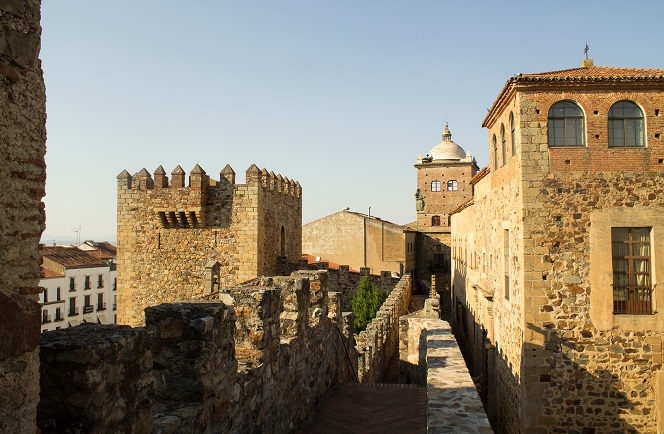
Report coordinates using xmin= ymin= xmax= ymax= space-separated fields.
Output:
xmin=72 ymin=226 xmax=81 ymax=245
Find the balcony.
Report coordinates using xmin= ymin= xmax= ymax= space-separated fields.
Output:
xmin=97 ymin=303 xmax=107 ymax=311
xmin=54 ymin=314 xmax=63 ymax=322
xmin=41 ymin=314 xmax=51 ymax=324
xmin=83 ymin=305 xmax=94 ymax=314
xmin=613 ymin=285 xmax=653 ymax=315
xmin=68 ymin=307 xmax=79 ymax=317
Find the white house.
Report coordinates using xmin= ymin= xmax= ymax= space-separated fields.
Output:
xmin=40 ymin=244 xmax=117 ymax=332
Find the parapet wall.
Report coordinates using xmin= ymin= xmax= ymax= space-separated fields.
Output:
xmin=116 ymin=164 xmax=302 ymax=327
xmin=400 ymin=318 xmax=492 ymax=433
xmin=38 ymin=274 xmax=355 ymax=433
xmin=354 ymin=274 xmax=412 ymax=383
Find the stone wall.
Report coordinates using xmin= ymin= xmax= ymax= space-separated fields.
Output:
xmin=453 ymin=69 xmax=664 ymax=433
xmin=399 ymin=317 xmax=492 ymax=432
xmin=116 ymin=164 xmax=302 ymax=327
xmin=294 ymin=264 xmax=401 ymax=311
xmin=354 ymin=274 xmax=412 ymax=383
xmin=37 ymin=274 xmax=357 ymax=433
xmin=0 ymin=1 xmax=46 ymax=433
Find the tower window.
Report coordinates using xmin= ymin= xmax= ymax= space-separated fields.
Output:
xmin=431 ymin=215 xmax=441 ymax=226
xmin=548 ymin=100 xmax=585 ymax=147
xmin=431 ymin=181 xmax=441 ymax=192
xmin=447 ymin=180 xmax=458 ymax=191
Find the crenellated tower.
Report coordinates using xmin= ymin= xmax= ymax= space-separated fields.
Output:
xmin=116 ymin=163 xmax=302 ymax=326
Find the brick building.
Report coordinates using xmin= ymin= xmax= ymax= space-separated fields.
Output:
xmin=116 ymin=164 xmax=302 ymax=326
xmin=413 ymin=124 xmax=478 ymax=299
xmin=451 ymin=60 xmax=664 ymax=433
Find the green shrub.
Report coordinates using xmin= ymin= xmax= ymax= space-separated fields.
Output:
xmin=352 ymin=275 xmax=389 ymax=333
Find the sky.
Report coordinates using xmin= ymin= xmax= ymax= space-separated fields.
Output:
xmin=40 ymin=1 xmax=664 ymax=244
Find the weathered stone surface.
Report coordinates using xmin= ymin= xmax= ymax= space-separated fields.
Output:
xmin=38 ymin=324 xmax=153 ymax=434
xmin=0 ymin=290 xmax=41 ymax=359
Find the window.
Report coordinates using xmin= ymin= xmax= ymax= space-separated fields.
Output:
xmin=98 ymin=274 xmax=103 ymax=288
xmin=113 ymin=278 xmax=116 ymax=291
xmin=56 ymin=287 xmax=61 ymax=301
xmin=280 ymin=226 xmax=286 ymax=256
xmin=97 ymin=293 xmax=105 ymax=311
xmin=500 ymin=124 xmax=507 ymax=166
xmin=447 ymin=180 xmax=458 ymax=191
xmin=55 ymin=308 xmax=62 ymax=321
xmin=113 ymin=295 xmax=117 ymax=311
xmin=609 ymin=101 xmax=645 ymax=148
xmin=492 ymin=134 xmax=498 ymax=170
xmin=504 ymin=229 xmax=510 ymax=300
xmin=43 ymin=288 xmax=48 ymax=304
xmin=431 ymin=215 xmax=441 ymax=226
xmin=510 ymin=112 xmax=516 ymax=155
xmin=69 ymin=277 xmax=75 ymax=292
xmin=68 ymin=297 xmax=78 ymax=316
xmin=433 ymin=254 xmax=446 ymax=271
xmin=42 ymin=310 xmax=49 ymax=324
xmin=84 ymin=295 xmax=93 ymax=313
xmin=84 ymin=276 xmax=91 ymax=290
xmin=548 ymin=101 xmax=585 ymax=147
xmin=612 ymin=227 xmax=652 ymax=314
xmin=431 ymin=181 xmax=441 ymax=192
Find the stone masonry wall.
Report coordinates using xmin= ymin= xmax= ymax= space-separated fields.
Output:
xmin=0 ymin=1 xmax=46 ymax=433
xmin=116 ymin=164 xmax=302 ymax=327
xmin=514 ymin=87 xmax=664 ymax=433
xmin=38 ymin=274 xmax=355 ymax=434
xmin=354 ymin=274 xmax=412 ymax=383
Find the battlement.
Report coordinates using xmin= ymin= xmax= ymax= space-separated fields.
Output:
xmin=117 ymin=163 xmax=302 ymax=198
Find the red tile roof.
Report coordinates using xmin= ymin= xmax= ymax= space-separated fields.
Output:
xmin=301 ymin=254 xmax=359 ymax=272
xmin=41 ymin=266 xmax=64 ymax=278
xmin=519 ymin=66 xmax=664 ymax=80
xmin=42 ymin=246 xmax=108 ymax=268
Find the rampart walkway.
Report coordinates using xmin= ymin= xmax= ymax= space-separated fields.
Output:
xmin=294 ymin=383 xmax=426 ymax=434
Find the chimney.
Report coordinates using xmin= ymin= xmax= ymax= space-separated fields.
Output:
xmin=582 ymin=58 xmax=594 ymax=68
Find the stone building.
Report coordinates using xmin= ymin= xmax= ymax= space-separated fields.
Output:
xmin=302 ymin=208 xmax=416 ymax=275
xmin=451 ymin=60 xmax=664 ymax=433
xmin=413 ymin=125 xmax=478 ymax=299
xmin=116 ymin=164 xmax=302 ymax=326
xmin=0 ymin=2 xmax=46 ymax=432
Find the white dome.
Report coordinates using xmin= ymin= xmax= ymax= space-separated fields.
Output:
xmin=428 ymin=125 xmax=467 ymax=160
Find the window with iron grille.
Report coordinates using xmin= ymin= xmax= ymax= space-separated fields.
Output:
xmin=612 ymin=227 xmax=652 ymax=314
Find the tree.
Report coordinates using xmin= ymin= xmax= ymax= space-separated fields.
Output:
xmin=352 ymin=275 xmax=389 ymax=333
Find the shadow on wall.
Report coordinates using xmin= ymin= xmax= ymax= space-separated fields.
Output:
xmin=452 ymin=305 xmax=641 ymax=433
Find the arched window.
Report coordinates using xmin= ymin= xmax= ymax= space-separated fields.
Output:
xmin=431 ymin=180 xmax=441 ymax=192
xmin=447 ymin=180 xmax=457 ymax=191
xmin=431 ymin=215 xmax=441 ymax=226
xmin=609 ymin=101 xmax=645 ymax=147
xmin=548 ymin=101 xmax=585 ymax=147
xmin=509 ymin=112 xmax=516 ymax=155
xmin=280 ymin=226 xmax=286 ymax=256
xmin=500 ymin=124 xmax=507 ymax=166
xmin=492 ymin=134 xmax=498 ymax=170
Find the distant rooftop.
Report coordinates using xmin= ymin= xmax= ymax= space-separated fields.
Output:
xmin=42 ymin=246 xmax=109 ymax=269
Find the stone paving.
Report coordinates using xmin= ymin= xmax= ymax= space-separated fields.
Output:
xmin=294 ymin=383 xmax=427 ymax=434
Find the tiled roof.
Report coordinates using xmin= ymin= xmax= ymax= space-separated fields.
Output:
xmin=41 ymin=266 xmax=64 ymax=278
xmin=301 ymin=254 xmax=359 ymax=272
xmin=42 ymin=246 xmax=108 ymax=268
xmin=79 ymin=241 xmax=117 ymax=260
xmin=483 ymin=64 xmax=664 ymax=127
xmin=470 ymin=166 xmax=490 ymax=185
xmin=450 ymin=198 xmax=474 ymax=216
xmin=518 ymin=66 xmax=664 ymax=80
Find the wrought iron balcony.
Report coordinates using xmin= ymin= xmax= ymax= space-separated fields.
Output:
xmin=613 ymin=285 xmax=653 ymax=315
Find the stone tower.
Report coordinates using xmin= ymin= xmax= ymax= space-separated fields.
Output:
xmin=413 ymin=125 xmax=478 ymax=299
xmin=116 ymin=164 xmax=302 ymax=326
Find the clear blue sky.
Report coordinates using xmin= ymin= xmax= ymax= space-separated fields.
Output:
xmin=40 ymin=1 xmax=664 ymax=243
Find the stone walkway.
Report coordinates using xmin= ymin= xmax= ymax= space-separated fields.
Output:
xmin=294 ymin=383 xmax=426 ymax=434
